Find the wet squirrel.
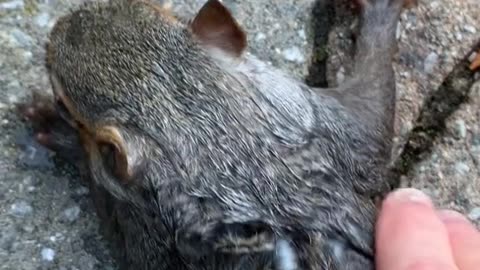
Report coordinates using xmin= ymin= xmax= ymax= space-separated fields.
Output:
xmin=18 ymin=0 xmax=411 ymax=269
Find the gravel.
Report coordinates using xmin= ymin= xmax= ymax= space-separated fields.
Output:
xmin=9 ymin=201 xmax=33 ymax=217
xmin=0 ymin=226 xmax=17 ymax=252
xmin=470 ymin=208 xmax=480 ymax=221
xmin=402 ymin=80 xmax=480 ymax=227
xmin=0 ymin=0 xmax=24 ymax=10
xmin=0 ymin=0 xmax=479 ymax=269
xmin=40 ymin=247 xmax=55 ymax=262
xmin=282 ymin=46 xmax=307 ymax=63
xmin=62 ymin=205 xmax=81 ymax=223
xmin=454 ymin=119 xmax=467 ymax=139
xmin=424 ymin=52 xmax=439 ymax=74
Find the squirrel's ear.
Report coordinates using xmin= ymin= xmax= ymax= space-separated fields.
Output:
xmin=95 ymin=126 xmax=145 ymax=184
xmin=190 ymin=0 xmax=247 ymax=57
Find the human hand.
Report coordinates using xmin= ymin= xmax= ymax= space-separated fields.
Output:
xmin=376 ymin=188 xmax=480 ymax=270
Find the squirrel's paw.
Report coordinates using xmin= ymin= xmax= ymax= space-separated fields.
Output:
xmin=17 ymin=92 xmax=83 ymax=162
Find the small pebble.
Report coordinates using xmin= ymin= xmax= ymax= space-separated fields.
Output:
xmin=297 ymin=29 xmax=306 ymax=40
xmin=454 ymin=162 xmax=470 ymax=175
xmin=78 ymin=255 xmax=97 ymax=270
xmin=0 ymin=226 xmax=17 ymax=251
xmin=474 ymin=72 xmax=480 ymax=81
xmin=34 ymin=13 xmax=50 ymax=28
xmin=468 ymin=207 xmax=480 ymax=221
xmin=8 ymin=92 xmax=21 ymax=105
xmin=282 ymin=47 xmax=305 ymax=63
xmin=74 ymin=187 xmax=90 ymax=196
xmin=9 ymin=201 xmax=33 ymax=217
xmin=0 ymin=0 xmax=23 ymax=10
xmin=429 ymin=1 xmax=440 ymax=9
xmin=454 ymin=119 xmax=467 ymax=138
xmin=254 ymin=33 xmax=266 ymax=41
xmin=62 ymin=205 xmax=81 ymax=223
xmin=161 ymin=1 xmax=172 ymax=10
xmin=23 ymin=49 xmax=33 ymax=59
xmin=23 ymin=176 xmax=41 ymax=187
xmin=469 ymin=51 xmax=478 ymax=63
xmin=455 ymin=32 xmax=463 ymax=41
xmin=23 ymin=225 xmax=35 ymax=233
xmin=336 ymin=67 xmax=345 ymax=84
xmin=10 ymin=29 xmax=33 ymax=48
xmin=400 ymin=121 xmax=413 ymax=136
xmin=54 ymin=233 xmax=64 ymax=242
xmin=41 ymin=247 xmax=55 ymax=262
xmin=463 ymin=25 xmax=477 ymax=34
xmin=472 ymin=133 xmax=480 ymax=146
xmin=396 ymin=24 xmax=402 ymax=40
xmin=471 ymin=146 xmax=480 ymax=167
xmin=424 ymin=52 xmax=439 ymax=74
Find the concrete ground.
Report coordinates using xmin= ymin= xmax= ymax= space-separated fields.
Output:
xmin=0 ymin=0 xmax=479 ymax=269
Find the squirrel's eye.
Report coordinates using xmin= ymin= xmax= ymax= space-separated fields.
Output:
xmin=99 ymin=143 xmax=117 ymax=175
xmin=55 ymin=98 xmax=67 ymax=113
xmin=55 ymin=98 xmax=71 ymax=120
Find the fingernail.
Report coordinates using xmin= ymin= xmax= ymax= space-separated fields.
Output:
xmin=388 ymin=188 xmax=432 ymax=205
xmin=438 ymin=210 xmax=469 ymax=223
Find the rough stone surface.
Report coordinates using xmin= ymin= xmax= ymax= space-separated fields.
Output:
xmin=0 ymin=0 xmax=479 ymax=269
xmin=401 ymin=80 xmax=480 ymax=227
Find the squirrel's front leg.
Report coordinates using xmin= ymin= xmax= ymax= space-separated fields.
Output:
xmin=17 ymin=92 xmax=85 ymax=166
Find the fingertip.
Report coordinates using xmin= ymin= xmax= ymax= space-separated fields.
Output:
xmin=438 ymin=209 xmax=480 ymax=270
xmin=375 ymin=188 xmax=456 ymax=270
xmin=438 ymin=210 xmax=470 ymax=223
xmin=382 ymin=188 xmax=433 ymax=207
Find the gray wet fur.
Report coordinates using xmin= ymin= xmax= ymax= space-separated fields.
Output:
xmin=30 ymin=0 xmax=406 ymax=269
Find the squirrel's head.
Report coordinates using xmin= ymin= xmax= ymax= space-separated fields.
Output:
xmin=44 ymin=0 xmax=254 ymax=202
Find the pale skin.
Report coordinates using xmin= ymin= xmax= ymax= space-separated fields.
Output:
xmin=376 ymin=188 xmax=480 ymax=270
